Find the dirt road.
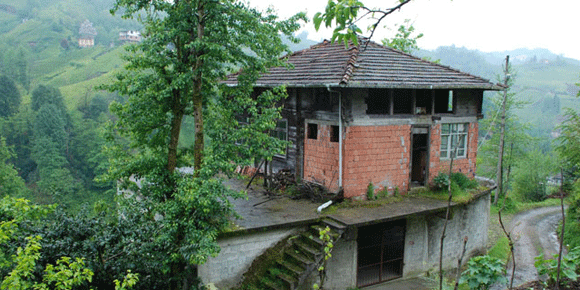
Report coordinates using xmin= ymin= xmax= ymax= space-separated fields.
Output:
xmin=506 ymin=206 xmax=564 ymax=287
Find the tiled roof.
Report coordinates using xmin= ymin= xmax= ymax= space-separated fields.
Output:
xmin=226 ymin=40 xmax=502 ymax=90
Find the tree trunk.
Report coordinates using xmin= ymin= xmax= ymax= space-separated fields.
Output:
xmin=494 ymin=55 xmax=510 ymax=205
xmin=192 ymin=2 xmax=205 ymax=174
xmin=167 ymin=90 xmax=184 ymax=173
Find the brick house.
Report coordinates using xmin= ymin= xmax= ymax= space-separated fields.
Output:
xmin=229 ymin=40 xmax=501 ymax=199
xmin=78 ymin=19 xmax=97 ymax=48
xmin=200 ymin=40 xmax=501 ymax=289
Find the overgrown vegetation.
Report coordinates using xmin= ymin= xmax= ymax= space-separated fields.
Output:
xmin=460 ymin=255 xmax=508 ymax=289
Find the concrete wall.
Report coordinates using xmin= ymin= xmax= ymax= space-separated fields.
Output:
xmin=318 ymin=192 xmax=490 ymax=288
xmin=198 ymin=228 xmax=297 ymax=289
xmin=403 ymin=192 xmax=490 ymax=277
xmin=198 ymin=192 xmax=490 ymax=289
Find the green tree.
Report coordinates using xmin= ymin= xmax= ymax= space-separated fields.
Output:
xmin=102 ymin=0 xmax=304 ymax=287
xmin=0 ymin=107 xmax=35 ymax=180
xmin=511 ymin=150 xmax=555 ymax=202
xmin=31 ymin=85 xmax=66 ymax=114
xmin=0 ymin=75 xmax=21 ymax=118
xmin=477 ymin=66 xmax=531 ymax=195
xmin=0 ymin=137 xmax=27 ymax=197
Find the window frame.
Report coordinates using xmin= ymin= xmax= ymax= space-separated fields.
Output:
xmin=440 ymin=123 xmax=468 ymax=159
xmin=271 ymin=119 xmax=288 ymax=158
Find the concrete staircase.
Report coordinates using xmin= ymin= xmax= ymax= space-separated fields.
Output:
xmin=253 ymin=218 xmax=347 ymax=290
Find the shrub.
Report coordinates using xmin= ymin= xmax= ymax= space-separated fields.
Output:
xmin=432 ymin=172 xmax=476 ymax=191
xmin=366 ymin=182 xmax=375 ymax=200
xmin=534 ymin=246 xmax=580 ymax=287
xmin=432 ymin=172 xmax=449 ymax=191
xmin=460 ymin=255 xmax=507 ymax=289
xmin=450 ymin=172 xmax=478 ymax=190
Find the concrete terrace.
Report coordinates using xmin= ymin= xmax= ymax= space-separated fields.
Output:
xmin=223 ymin=178 xmax=455 ymax=232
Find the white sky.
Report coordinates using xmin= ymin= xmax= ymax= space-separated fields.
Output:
xmin=249 ymin=0 xmax=580 ymax=60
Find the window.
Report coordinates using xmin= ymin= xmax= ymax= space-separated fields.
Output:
xmin=330 ymin=125 xmax=339 ymax=142
xmin=393 ymin=89 xmax=413 ymax=114
xmin=271 ymin=119 xmax=288 ymax=157
xmin=415 ymin=89 xmax=432 ymax=115
xmin=435 ymin=90 xmax=453 ymax=113
xmin=366 ymin=89 xmax=390 ymax=114
xmin=307 ymin=123 xmax=318 ymax=139
xmin=440 ymin=123 xmax=468 ymax=159
xmin=271 ymin=119 xmax=288 ymax=142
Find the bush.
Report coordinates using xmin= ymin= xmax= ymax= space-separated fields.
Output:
xmin=432 ymin=172 xmax=477 ymax=191
xmin=534 ymin=246 xmax=580 ymax=287
xmin=450 ymin=172 xmax=478 ymax=189
xmin=432 ymin=172 xmax=449 ymax=191
xmin=564 ymin=181 xmax=580 ymax=249
xmin=460 ymin=255 xmax=508 ymax=289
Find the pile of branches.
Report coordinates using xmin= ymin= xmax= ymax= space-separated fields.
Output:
xmin=265 ymin=169 xmax=342 ymax=203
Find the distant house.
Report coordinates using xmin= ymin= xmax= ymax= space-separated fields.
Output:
xmin=119 ymin=30 xmax=142 ymax=43
xmin=78 ymin=19 xmax=97 ymax=48
xmin=196 ymin=40 xmax=501 ymax=289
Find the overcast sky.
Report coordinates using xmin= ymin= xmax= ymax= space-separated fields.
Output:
xmin=249 ymin=0 xmax=580 ymax=60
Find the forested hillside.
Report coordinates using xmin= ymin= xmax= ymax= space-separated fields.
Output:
xmin=0 ymin=0 xmax=141 ymax=209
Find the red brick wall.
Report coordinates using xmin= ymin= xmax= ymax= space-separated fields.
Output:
xmin=303 ymin=124 xmax=340 ymax=192
xmin=342 ymin=125 xmax=411 ymax=199
xmin=428 ymin=122 xmax=478 ymax=182
xmin=302 ymin=122 xmax=479 ymax=199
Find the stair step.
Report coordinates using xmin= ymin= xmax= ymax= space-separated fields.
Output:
xmin=293 ymin=239 xmax=322 ymax=258
xmin=276 ymin=271 xmax=298 ymax=288
xmin=300 ymin=231 xmax=324 ymax=246
xmin=310 ymin=225 xmax=340 ymax=240
xmin=285 ymin=249 xmax=314 ymax=266
xmin=260 ymin=276 xmax=286 ymax=290
xmin=322 ymin=218 xmax=347 ymax=232
xmin=277 ymin=260 xmax=304 ymax=276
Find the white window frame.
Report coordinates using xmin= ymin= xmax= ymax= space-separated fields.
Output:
xmin=440 ymin=123 xmax=468 ymax=159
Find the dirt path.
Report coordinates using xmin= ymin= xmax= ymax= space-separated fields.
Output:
xmin=505 ymin=206 xmax=564 ymax=287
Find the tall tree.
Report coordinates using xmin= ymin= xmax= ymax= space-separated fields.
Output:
xmin=0 ymin=75 xmax=21 ymax=118
xmin=477 ymin=64 xmax=530 ymax=199
xmin=0 ymin=137 xmax=27 ymax=197
xmin=102 ymin=0 xmax=304 ymax=286
xmin=31 ymin=85 xmax=66 ymax=113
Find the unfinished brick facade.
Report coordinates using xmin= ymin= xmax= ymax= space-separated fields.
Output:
xmin=306 ymin=122 xmax=480 ymax=199
xmin=303 ymin=124 xmax=340 ymax=192
xmin=342 ymin=125 xmax=411 ymax=198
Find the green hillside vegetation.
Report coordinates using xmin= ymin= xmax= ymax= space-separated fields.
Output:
xmin=421 ymin=46 xmax=580 ymax=153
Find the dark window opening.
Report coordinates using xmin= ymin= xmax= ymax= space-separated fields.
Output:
xmin=434 ymin=90 xmax=454 ymax=114
xmin=415 ymin=90 xmax=432 ymax=114
xmin=313 ymin=88 xmax=335 ymax=111
xmin=393 ymin=89 xmax=413 ymax=114
xmin=330 ymin=125 xmax=339 ymax=142
xmin=307 ymin=123 xmax=318 ymax=139
xmin=366 ymin=89 xmax=390 ymax=114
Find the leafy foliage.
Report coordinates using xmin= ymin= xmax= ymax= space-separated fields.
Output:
xmin=0 ymin=75 xmax=21 ymax=118
xmin=100 ymin=0 xmax=305 ymax=285
xmin=534 ymin=246 xmax=580 ymax=287
xmin=460 ymin=255 xmax=508 ymax=289
xmin=381 ymin=19 xmax=423 ymax=54
xmin=0 ymin=137 xmax=27 ymax=197
xmin=511 ymin=150 xmax=555 ymax=202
